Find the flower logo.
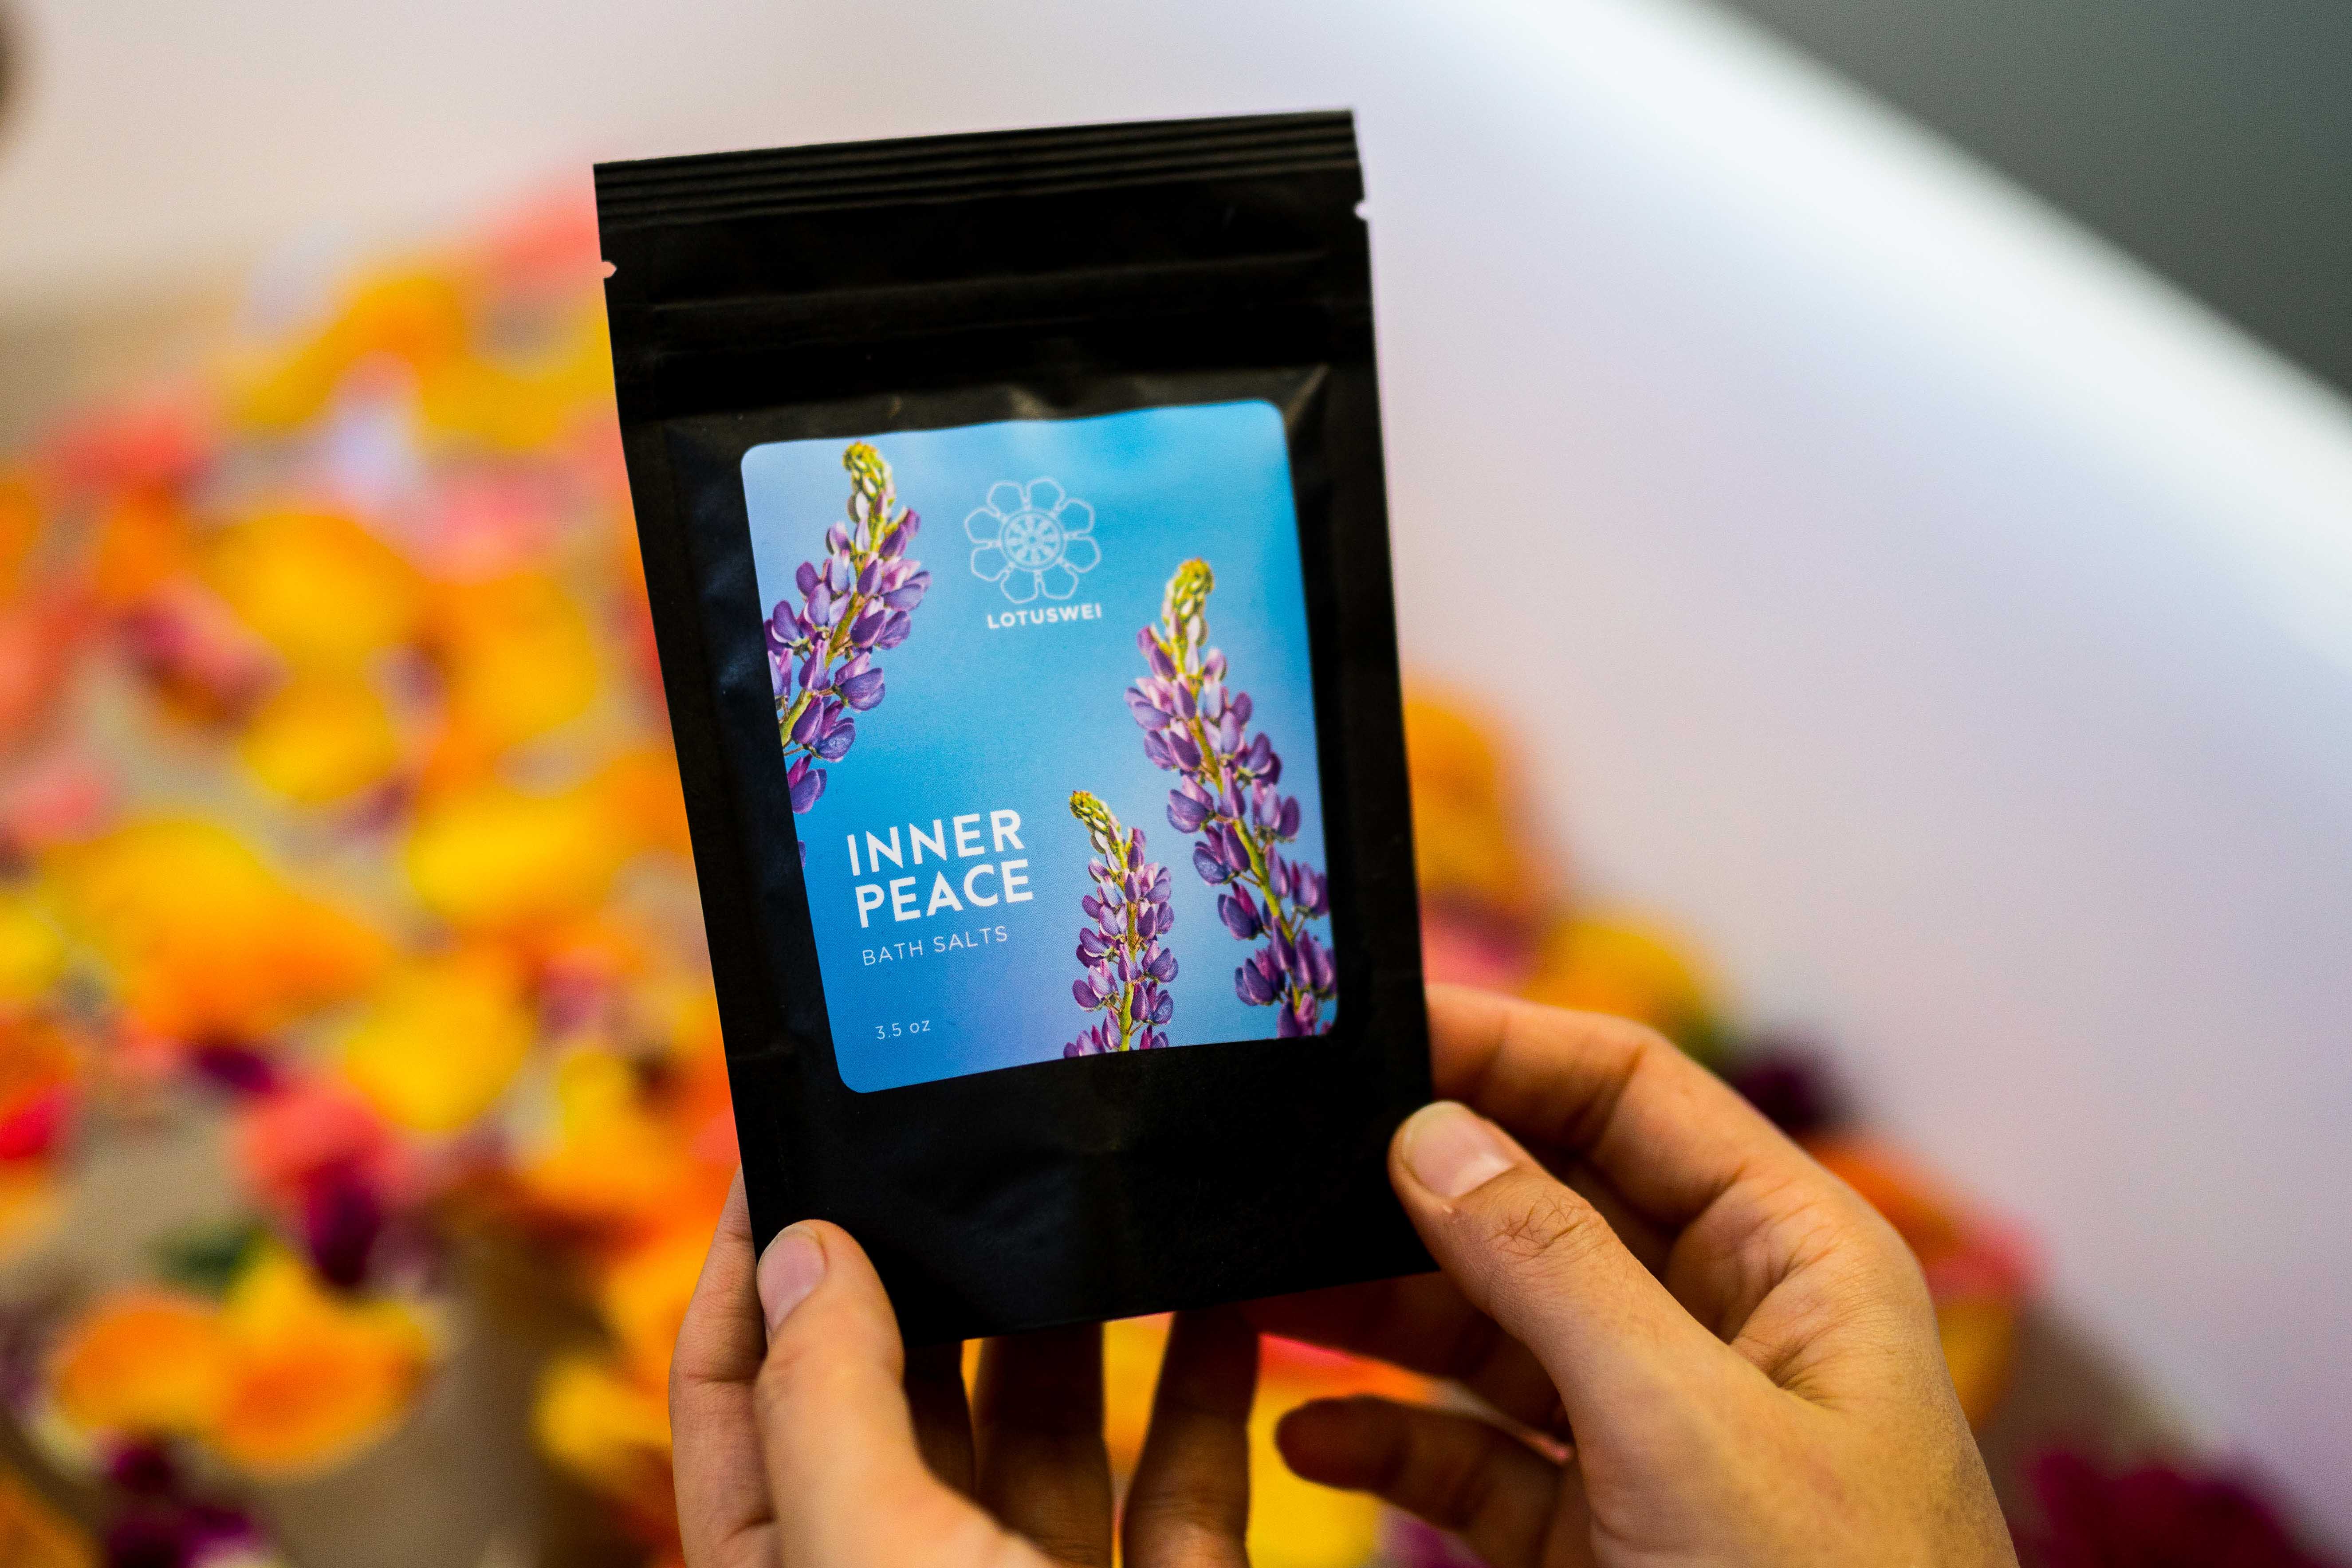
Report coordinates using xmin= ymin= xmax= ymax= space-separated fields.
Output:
xmin=966 ymin=479 xmax=1100 ymax=602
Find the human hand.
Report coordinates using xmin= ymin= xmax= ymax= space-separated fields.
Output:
xmin=1253 ymin=983 xmax=2018 ymax=1568
xmin=670 ymin=1176 xmax=1258 ymax=1568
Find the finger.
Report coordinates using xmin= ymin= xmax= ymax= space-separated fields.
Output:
xmin=1427 ymin=984 xmax=1820 ymax=1232
xmin=1392 ymin=1100 xmax=1745 ymax=1428
xmin=753 ymin=1221 xmax=1007 ymax=1567
xmin=973 ymin=1324 xmax=1113 ymax=1567
xmin=1124 ymin=1309 xmax=1258 ymax=1568
xmin=1429 ymin=986 xmax=1918 ymax=1345
xmin=1246 ymin=1275 xmax=1564 ymax=1435
xmin=670 ymin=1173 xmax=775 ymax=1568
xmin=905 ymin=1341 xmax=975 ymax=1494
xmin=1277 ymin=1395 xmax=1593 ymax=1568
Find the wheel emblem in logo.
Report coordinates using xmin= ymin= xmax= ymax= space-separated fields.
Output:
xmin=967 ymin=479 xmax=1100 ymax=603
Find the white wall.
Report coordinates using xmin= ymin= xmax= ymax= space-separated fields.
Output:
xmin=4 ymin=0 xmax=2349 ymax=1533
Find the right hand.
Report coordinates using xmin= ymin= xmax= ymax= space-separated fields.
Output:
xmin=1252 ymin=982 xmax=2018 ymax=1568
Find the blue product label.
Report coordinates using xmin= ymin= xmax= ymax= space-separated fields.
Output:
xmin=743 ymin=401 xmax=1337 ymax=1091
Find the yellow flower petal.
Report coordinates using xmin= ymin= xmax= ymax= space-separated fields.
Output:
xmin=413 ymin=301 xmax=613 ymax=451
xmin=533 ymin=1353 xmax=671 ymax=1515
xmin=1522 ymin=913 xmax=1720 ymax=1054
xmin=237 ymin=673 xmax=401 ymax=805
xmin=1938 ymin=1297 xmax=2020 ymax=1429
xmin=404 ymin=779 xmax=625 ymax=932
xmin=0 ymin=890 xmax=66 ymax=1009
xmin=514 ymin=1046 xmax=719 ymax=1237
xmin=233 ymin=272 xmax=470 ymax=432
xmin=1096 ymin=1317 xmax=1388 ymax=1568
xmin=342 ymin=947 xmax=535 ymax=1134
xmin=206 ymin=511 xmax=422 ymax=670
xmin=1248 ymin=1393 xmax=1384 ymax=1568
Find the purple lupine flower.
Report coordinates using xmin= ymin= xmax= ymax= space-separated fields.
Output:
xmin=764 ymin=442 xmax=930 ymax=846
xmin=1127 ymin=559 xmax=1337 ymax=1034
xmin=1218 ymin=891 xmax=1263 ymax=940
xmin=1062 ymin=791 xmax=1179 ymax=1057
xmin=1294 ymin=864 xmax=1329 ymax=917
xmin=1235 ymin=949 xmax=1280 ymax=1005
xmin=812 ymin=717 xmax=855 ymax=762
xmin=1166 ymin=788 xmax=1211 ymax=833
xmin=786 ymin=755 xmax=825 ymax=813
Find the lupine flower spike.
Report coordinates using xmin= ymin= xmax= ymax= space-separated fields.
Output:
xmin=763 ymin=443 xmax=931 ymax=839
xmin=1063 ymin=791 xmax=1178 ymax=1056
xmin=1128 ymin=560 xmax=1336 ymax=1036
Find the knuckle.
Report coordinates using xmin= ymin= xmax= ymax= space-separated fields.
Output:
xmin=1572 ymin=1005 xmax=1673 ymax=1062
xmin=1477 ymin=1177 xmax=1612 ymax=1275
xmin=1125 ymin=1490 xmax=1246 ymax=1546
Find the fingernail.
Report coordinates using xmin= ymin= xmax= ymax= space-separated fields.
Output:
xmin=757 ymin=1225 xmax=826 ymax=1335
xmin=1400 ymin=1101 xmax=1516 ymax=1199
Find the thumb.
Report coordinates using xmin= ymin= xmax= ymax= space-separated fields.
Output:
xmin=753 ymin=1221 xmax=1008 ymax=1567
xmin=1390 ymin=1101 xmax=1733 ymax=1430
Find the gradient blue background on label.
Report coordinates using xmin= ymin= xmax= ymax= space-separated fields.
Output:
xmin=742 ymin=401 xmax=1332 ymax=1092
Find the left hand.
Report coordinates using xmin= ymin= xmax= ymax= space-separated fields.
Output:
xmin=669 ymin=1174 xmax=1260 ymax=1568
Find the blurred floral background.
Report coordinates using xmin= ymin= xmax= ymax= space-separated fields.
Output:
xmin=0 ymin=192 xmax=2331 ymax=1567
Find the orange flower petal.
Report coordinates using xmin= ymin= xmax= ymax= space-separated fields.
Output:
xmin=514 ymin=1049 xmax=699 ymax=1236
xmin=209 ymin=1251 xmax=435 ymax=1477
xmin=0 ymin=592 xmax=95 ymax=749
xmin=51 ymin=819 xmax=389 ymax=1039
xmin=597 ymin=1223 xmax=711 ymax=1387
xmin=420 ymin=570 xmax=598 ymax=786
xmin=49 ymin=1292 xmax=231 ymax=1438
xmin=89 ymin=491 xmax=197 ymax=612
xmin=0 ymin=474 xmax=42 ymax=600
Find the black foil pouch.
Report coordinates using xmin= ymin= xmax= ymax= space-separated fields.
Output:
xmin=596 ymin=111 xmax=1428 ymax=1342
